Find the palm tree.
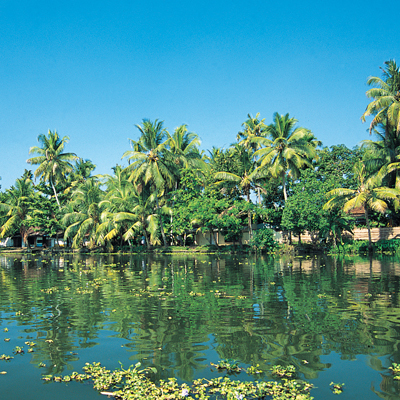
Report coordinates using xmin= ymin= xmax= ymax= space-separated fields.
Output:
xmin=253 ymin=112 xmax=320 ymax=202
xmin=323 ymin=162 xmax=400 ymax=251
xmin=0 ymin=176 xmax=34 ymax=246
xmin=123 ymin=119 xmax=175 ymax=247
xmin=62 ymin=178 xmax=104 ymax=248
xmin=361 ymin=60 xmax=400 ymax=136
xmin=236 ymin=113 xmax=269 ymax=204
xmin=96 ymin=166 xmax=133 ymax=247
xmin=167 ymin=124 xmax=204 ymax=172
xmin=362 ymin=123 xmax=400 ymax=189
xmin=113 ymin=189 xmax=165 ymax=249
xmin=237 ymin=113 xmax=267 ymax=151
xmin=97 ymin=166 xmax=159 ymax=249
xmin=27 ymin=130 xmax=77 ymax=208
xmin=214 ymin=145 xmax=267 ymax=238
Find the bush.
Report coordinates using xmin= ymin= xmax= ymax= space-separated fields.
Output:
xmin=373 ymin=239 xmax=400 ymax=254
xmin=249 ymin=228 xmax=277 ymax=251
xmin=328 ymin=238 xmax=400 ymax=255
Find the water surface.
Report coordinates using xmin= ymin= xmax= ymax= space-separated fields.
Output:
xmin=1 ymin=253 xmax=400 ymax=399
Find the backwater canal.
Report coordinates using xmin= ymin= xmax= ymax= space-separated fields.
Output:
xmin=1 ymin=253 xmax=400 ymax=399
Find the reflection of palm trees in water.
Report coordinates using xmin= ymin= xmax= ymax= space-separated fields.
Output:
xmin=4 ymin=254 xmax=400 ymax=389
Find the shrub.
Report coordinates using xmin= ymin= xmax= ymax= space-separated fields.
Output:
xmin=249 ymin=228 xmax=277 ymax=251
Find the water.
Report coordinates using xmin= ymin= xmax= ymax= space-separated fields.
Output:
xmin=1 ymin=253 xmax=400 ymax=399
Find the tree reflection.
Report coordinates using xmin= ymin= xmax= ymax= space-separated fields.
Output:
xmin=1 ymin=253 xmax=400 ymax=395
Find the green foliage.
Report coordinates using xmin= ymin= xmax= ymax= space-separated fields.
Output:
xmin=362 ymin=60 xmax=400 ymax=134
xmin=282 ymin=145 xmax=360 ymax=240
xmin=389 ymin=363 xmax=400 ymax=380
xmin=168 ymin=168 xmax=203 ymax=242
xmin=324 ymin=161 xmax=400 ymax=251
xmin=253 ymin=112 xmax=320 ymax=202
xmin=26 ymin=193 xmax=61 ymax=238
xmin=62 ymin=178 xmax=105 ymax=248
xmin=0 ymin=175 xmax=35 ymax=244
xmin=48 ymin=362 xmax=314 ymax=400
xmin=27 ymin=130 xmax=77 ymax=208
xmin=316 ymin=145 xmax=363 ymax=190
xmin=249 ymin=228 xmax=277 ymax=251
xmin=329 ymin=239 xmax=369 ymax=255
xmin=373 ymin=239 xmax=400 ymax=254
xmin=271 ymin=365 xmax=296 ymax=378
xmin=211 ymin=360 xmax=242 ymax=374
xmin=330 ymin=382 xmax=345 ymax=394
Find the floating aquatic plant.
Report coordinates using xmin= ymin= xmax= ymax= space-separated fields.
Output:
xmin=330 ymin=382 xmax=345 ymax=394
xmin=271 ymin=365 xmax=296 ymax=378
xmin=44 ymin=362 xmax=314 ymax=400
xmin=389 ymin=363 xmax=400 ymax=380
xmin=13 ymin=346 xmax=24 ymax=354
xmin=211 ymin=360 xmax=242 ymax=374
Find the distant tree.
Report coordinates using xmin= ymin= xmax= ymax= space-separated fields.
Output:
xmin=62 ymin=178 xmax=104 ymax=248
xmin=113 ymin=189 xmax=164 ymax=249
xmin=97 ymin=166 xmax=164 ymax=249
xmin=319 ymin=212 xmax=354 ymax=248
xmin=324 ymin=162 xmax=400 ymax=251
xmin=123 ymin=119 xmax=175 ymax=247
xmin=362 ymin=60 xmax=400 ymax=136
xmin=0 ymin=176 xmax=34 ymax=246
xmin=167 ymin=124 xmax=206 ymax=182
xmin=253 ymin=112 xmax=320 ymax=202
xmin=237 ymin=113 xmax=267 ymax=151
xmin=27 ymin=130 xmax=77 ymax=208
xmin=67 ymin=158 xmax=96 ymax=187
xmin=214 ymin=145 xmax=266 ymax=238
xmin=26 ymin=193 xmax=61 ymax=240
xmin=167 ymin=168 xmax=203 ymax=245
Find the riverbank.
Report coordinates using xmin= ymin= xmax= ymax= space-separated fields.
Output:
xmin=2 ymin=237 xmax=400 ymax=256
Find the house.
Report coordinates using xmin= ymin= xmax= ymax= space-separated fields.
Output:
xmin=5 ymin=228 xmax=65 ymax=248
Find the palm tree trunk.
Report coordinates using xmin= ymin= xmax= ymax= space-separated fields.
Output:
xmin=282 ymin=173 xmax=288 ymax=202
xmin=143 ymin=229 xmax=151 ymax=250
xmin=50 ymin=179 xmax=61 ymax=210
xmin=364 ymin=207 xmax=373 ymax=252
xmin=247 ymin=190 xmax=253 ymax=240
xmin=155 ymin=194 xmax=167 ymax=247
xmin=21 ymin=226 xmax=28 ymax=248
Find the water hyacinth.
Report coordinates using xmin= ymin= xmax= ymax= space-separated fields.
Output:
xmin=181 ymin=388 xmax=189 ymax=397
xmin=44 ymin=362 xmax=314 ymax=400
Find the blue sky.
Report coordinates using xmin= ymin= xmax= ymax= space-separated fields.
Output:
xmin=0 ymin=0 xmax=398 ymax=190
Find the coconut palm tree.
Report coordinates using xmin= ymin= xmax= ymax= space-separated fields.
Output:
xmin=123 ymin=119 xmax=174 ymax=247
xmin=113 ymin=189 xmax=166 ymax=249
xmin=27 ymin=130 xmax=77 ymax=208
xmin=361 ymin=60 xmax=400 ymax=136
xmin=62 ymin=178 xmax=104 ymax=248
xmin=237 ymin=113 xmax=267 ymax=151
xmin=214 ymin=145 xmax=268 ymax=238
xmin=167 ymin=124 xmax=204 ymax=171
xmin=323 ymin=162 xmax=400 ymax=251
xmin=253 ymin=112 xmax=320 ymax=202
xmin=0 ymin=176 xmax=34 ymax=246
xmin=362 ymin=123 xmax=400 ymax=189
xmin=95 ymin=166 xmax=132 ymax=247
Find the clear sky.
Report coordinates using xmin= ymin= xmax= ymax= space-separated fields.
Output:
xmin=0 ymin=0 xmax=398 ymax=190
